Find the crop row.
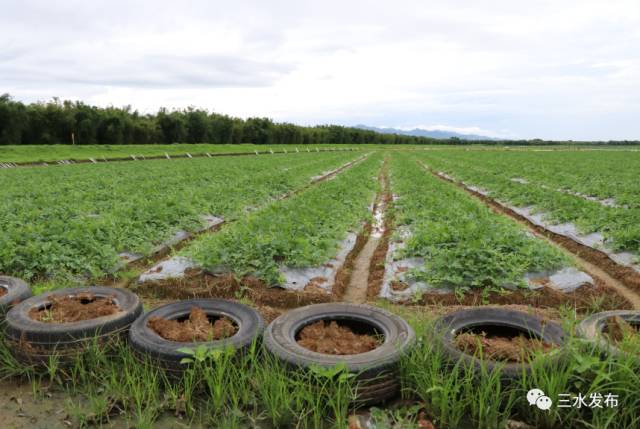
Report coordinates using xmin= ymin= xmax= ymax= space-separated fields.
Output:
xmin=424 ymin=149 xmax=640 ymax=206
xmin=0 ymin=152 xmax=358 ymax=281
xmin=184 ymin=153 xmax=383 ymax=285
xmin=0 ymin=143 xmax=362 ymax=164
xmin=419 ymin=151 xmax=640 ymax=257
xmin=386 ymin=153 xmax=569 ymax=292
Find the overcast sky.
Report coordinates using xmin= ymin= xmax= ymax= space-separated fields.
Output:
xmin=2 ymin=0 xmax=639 ymax=140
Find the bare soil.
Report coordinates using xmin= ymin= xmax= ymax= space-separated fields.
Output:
xmin=148 ymin=307 xmax=237 ymax=342
xmin=297 ymin=320 xmax=380 ymax=355
xmin=332 ymin=224 xmax=370 ymax=299
xmin=29 ymin=293 xmax=120 ymax=323
xmin=133 ymin=271 xmax=335 ymax=310
xmin=343 ymin=165 xmax=389 ymax=304
xmin=367 ymin=174 xmax=394 ymax=300
xmin=342 ymin=234 xmax=380 ymax=303
xmin=0 ymin=287 xmax=6 ymax=297
xmin=604 ymin=316 xmax=639 ymax=344
xmin=416 ymin=281 xmax=631 ymax=312
xmin=455 ymin=331 xmax=557 ymax=363
xmin=391 ymin=280 xmax=410 ymax=292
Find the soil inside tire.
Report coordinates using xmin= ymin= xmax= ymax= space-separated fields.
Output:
xmin=29 ymin=293 xmax=121 ymax=323
xmin=604 ymin=316 xmax=640 ymax=344
xmin=148 ymin=307 xmax=238 ymax=342
xmin=0 ymin=287 xmax=6 ymax=297
xmin=454 ymin=325 xmax=557 ymax=363
xmin=296 ymin=320 xmax=381 ymax=355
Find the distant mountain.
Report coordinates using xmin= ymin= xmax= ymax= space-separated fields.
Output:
xmin=355 ymin=125 xmax=495 ymax=141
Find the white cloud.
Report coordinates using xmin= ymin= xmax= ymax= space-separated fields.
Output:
xmin=1 ymin=0 xmax=639 ymax=140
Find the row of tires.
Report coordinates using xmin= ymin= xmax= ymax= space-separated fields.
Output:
xmin=0 ymin=280 xmax=415 ymax=404
xmin=1 ymin=276 xmax=639 ymax=403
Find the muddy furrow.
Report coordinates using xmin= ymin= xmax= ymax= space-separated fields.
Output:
xmin=342 ymin=159 xmax=389 ymax=303
xmin=418 ymin=161 xmax=640 ymax=310
xmin=99 ymin=154 xmax=370 ymax=288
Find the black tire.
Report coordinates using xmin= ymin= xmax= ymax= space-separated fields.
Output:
xmin=129 ymin=299 xmax=264 ymax=372
xmin=263 ymin=303 xmax=415 ymax=405
xmin=578 ymin=310 xmax=640 ymax=357
xmin=5 ymin=286 xmax=142 ymax=364
xmin=435 ymin=307 xmax=565 ymax=380
xmin=0 ymin=276 xmax=32 ymax=317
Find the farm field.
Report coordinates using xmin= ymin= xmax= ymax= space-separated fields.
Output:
xmin=420 ymin=150 xmax=640 ymax=259
xmin=0 ymin=151 xmax=360 ymax=284
xmin=1 ymin=146 xmax=640 ymax=428
xmin=2 ymin=144 xmax=639 ymax=165
xmin=0 ymin=144 xmax=367 ymax=164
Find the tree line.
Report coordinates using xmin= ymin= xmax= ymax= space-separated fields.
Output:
xmin=0 ymin=94 xmax=438 ymax=146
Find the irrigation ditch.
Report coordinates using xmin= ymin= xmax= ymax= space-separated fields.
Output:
xmin=418 ymin=161 xmax=640 ymax=310
xmin=342 ymin=160 xmax=390 ymax=304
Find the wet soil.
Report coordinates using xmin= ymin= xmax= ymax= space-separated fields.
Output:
xmin=343 ymin=166 xmax=389 ymax=304
xmin=148 ymin=307 xmax=237 ymax=342
xmin=343 ymin=235 xmax=380 ymax=303
xmin=29 ymin=293 xmax=120 ymax=323
xmin=415 ymin=281 xmax=630 ymax=313
xmin=332 ymin=224 xmax=370 ymax=299
xmin=455 ymin=331 xmax=557 ymax=363
xmin=604 ymin=316 xmax=639 ymax=344
xmin=297 ymin=320 xmax=381 ymax=355
xmin=397 ymin=303 xmax=562 ymax=322
xmin=132 ymin=271 xmax=335 ymax=310
xmin=0 ymin=287 xmax=6 ymax=297
xmin=367 ymin=175 xmax=393 ymax=300
xmin=391 ymin=280 xmax=410 ymax=292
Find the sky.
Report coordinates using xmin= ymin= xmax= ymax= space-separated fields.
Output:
xmin=2 ymin=0 xmax=639 ymax=140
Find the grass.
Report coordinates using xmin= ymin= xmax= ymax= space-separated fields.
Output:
xmin=1 ymin=305 xmax=639 ymax=428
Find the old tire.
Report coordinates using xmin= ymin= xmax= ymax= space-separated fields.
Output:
xmin=5 ymin=286 xmax=142 ymax=365
xmin=435 ymin=307 xmax=565 ymax=380
xmin=129 ymin=299 xmax=264 ymax=373
xmin=0 ymin=276 xmax=32 ymax=317
xmin=578 ymin=310 xmax=640 ymax=357
xmin=263 ymin=303 xmax=415 ymax=405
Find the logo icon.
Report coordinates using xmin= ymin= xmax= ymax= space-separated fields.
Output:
xmin=527 ymin=388 xmax=553 ymax=411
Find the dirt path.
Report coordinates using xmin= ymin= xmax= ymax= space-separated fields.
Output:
xmin=343 ymin=163 xmax=388 ymax=304
xmin=419 ymin=161 xmax=640 ymax=310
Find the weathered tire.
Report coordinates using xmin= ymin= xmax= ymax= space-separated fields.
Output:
xmin=129 ymin=299 xmax=264 ymax=373
xmin=0 ymin=276 xmax=32 ymax=317
xmin=5 ymin=286 xmax=142 ymax=365
xmin=578 ymin=310 xmax=640 ymax=357
xmin=435 ymin=307 xmax=565 ymax=380
xmin=263 ymin=303 xmax=415 ymax=405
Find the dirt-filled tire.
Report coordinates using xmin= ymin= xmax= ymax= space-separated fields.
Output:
xmin=263 ymin=303 xmax=415 ymax=405
xmin=0 ymin=276 xmax=32 ymax=318
xmin=435 ymin=307 xmax=566 ymax=380
xmin=128 ymin=299 xmax=264 ymax=373
xmin=578 ymin=310 xmax=640 ymax=357
xmin=4 ymin=286 xmax=142 ymax=365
